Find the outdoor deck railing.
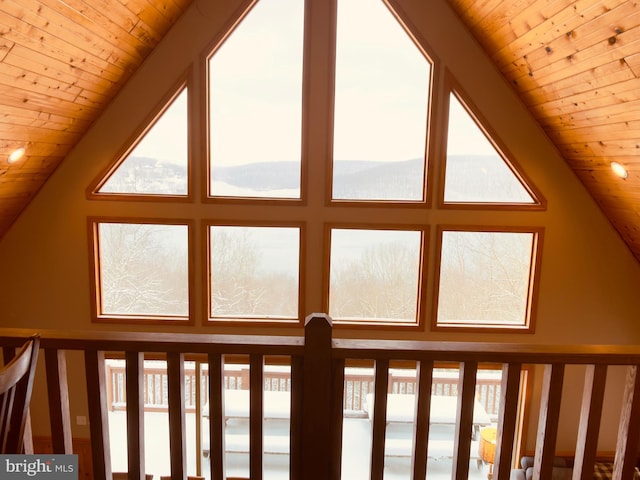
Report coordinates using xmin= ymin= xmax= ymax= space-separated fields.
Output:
xmin=104 ymin=361 xmax=503 ymax=417
xmin=2 ymin=314 xmax=640 ymax=480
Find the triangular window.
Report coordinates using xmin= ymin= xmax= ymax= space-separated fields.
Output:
xmin=443 ymin=91 xmax=540 ymax=205
xmin=96 ymin=88 xmax=188 ymax=196
xmin=332 ymin=0 xmax=431 ymax=202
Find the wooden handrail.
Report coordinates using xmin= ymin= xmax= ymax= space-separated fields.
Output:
xmin=2 ymin=316 xmax=640 ymax=480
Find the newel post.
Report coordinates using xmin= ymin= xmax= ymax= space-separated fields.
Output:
xmin=301 ymin=313 xmax=333 ymax=480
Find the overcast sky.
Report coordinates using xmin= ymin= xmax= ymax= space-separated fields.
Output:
xmin=133 ymin=0 xmax=496 ymax=167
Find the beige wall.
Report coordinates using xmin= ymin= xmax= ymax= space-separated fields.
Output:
xmin=1 ymin=0 xmax=639 ymax=453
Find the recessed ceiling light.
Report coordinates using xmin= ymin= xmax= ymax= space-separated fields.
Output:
xmin=7 ymin=147 xmax=25 ymax=164
xmin=610 ymin=161 xmax=628 ymax=179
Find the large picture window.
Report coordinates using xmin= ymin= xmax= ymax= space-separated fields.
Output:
xmin=207 ymin=224 xmax=303 ymax=323
xmin=332 ymin=0 xmax=431 ymax=202
xmin=88 ymin=0 xmax=546 ymax=332
xmin=90 ymin=220 xmax=192 ymax=323
xmin=207 ymin=0 xmax=304 ymax=199
xmin=433 ymin=227 xmax=542 ymax=330
xmin=327 ymin=226 xmax=425 ymax=326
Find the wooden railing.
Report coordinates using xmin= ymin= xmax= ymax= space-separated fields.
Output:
xmin=2 ymin=314 xmax=640 ymax=480
xmin=106 ymin=363 xmax=208 ymax=413
xmin=105 ymin=362 xmax=503 ymax=417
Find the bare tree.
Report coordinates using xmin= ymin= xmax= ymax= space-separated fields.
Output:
xmin=437 ymin=231 xmax=532 ymax=324
xmin=210 ymin=228 xmax=298 ymax=318
xmin=330 ymin=242 xmax=419 ymax=321
xmin=99 ymin=223 xmax=189 ymax=316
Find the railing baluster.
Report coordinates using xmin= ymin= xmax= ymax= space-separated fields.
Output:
xmin=290 ymin=355 xmax=304 ymax=480
xmin=494 ymin=362 xmax=522 ymax=480
xmin=330 ymin=358 xmax=345 ymax=480
xmin=412 ymin=359 xmax=433 ymax=480
xmin=208 ymin=353 xmax=225 ymax=480
xmin=613 ymin=364 xmax=640 ymax=480
xmin=249 ymin=353 xmax=264 ymax=480
xmin=125 ymin=351 xmax=145 ymax=480
xmin=84 ymin=349 xmax=111 ymax=480
xmin=144 ymin=373 xmax=149 ymax=406
xmin=533 ymin=363 xmax=565 ymax=480
xmin=167 ymin=351 xmax=186 ymax=480
xmin=44 ymin=348 xmax=73 ymax=454
xmin=453 ymin=361 xmax=477 ymax=480
xmin=370 ymin=358 xmax=389 ymax=480
xmin=573 ymin=364 xmax=607 ymax=479
xmin=195 ymin=363 xmax=202 ymax=475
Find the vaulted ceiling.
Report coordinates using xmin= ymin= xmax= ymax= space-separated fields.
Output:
xmin=1 ymin=0 xmax=639 ymax=261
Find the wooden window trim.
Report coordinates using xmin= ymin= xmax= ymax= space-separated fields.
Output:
xmin=323 ymin=222 xmax=428 ymax=330
xmin=431 ymin=224 xmax=544 ymax=333
xmin=88 ymin=217 xmax=195 ymax=325
xmin=203 ymin=219 xmax=306 ymax=327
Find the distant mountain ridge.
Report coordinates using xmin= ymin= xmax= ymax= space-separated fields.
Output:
xmin=104 ymin=155 xmax=530 ymax=201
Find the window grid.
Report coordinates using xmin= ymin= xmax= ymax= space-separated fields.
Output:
xmin=86 ymin=0 xmax=545 ymax=331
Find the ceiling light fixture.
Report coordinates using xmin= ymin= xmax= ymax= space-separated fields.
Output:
xmin=610 ymin=161 xmax=628 ymax=179
xmin=8 ymin=147 xmax=26 ymax=164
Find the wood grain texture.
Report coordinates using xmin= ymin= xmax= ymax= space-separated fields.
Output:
xmin=447 ymin=0 xmax=640 ymax=263
xmin=0 ymin=0 xmax=192 ymax=239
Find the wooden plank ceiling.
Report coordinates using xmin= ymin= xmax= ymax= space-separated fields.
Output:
xmin=0 ymin=0 xmax=193 ymax=234
xmin=0 ymin=0 xmax=639 ymax=262
xmin=447 ymin=0 xmax=640 ymax=261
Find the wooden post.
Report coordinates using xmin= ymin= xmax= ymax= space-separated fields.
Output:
xmin=370 ymin=359 xmax=389 ymax=480
xmin=195 ymin=361 xmax=203 ymax=476
xmin=208 ymin=354 xmax=225 ymax=480
xmin=167 ymin=352 xmax=186 ymax=480
xmin=301 ymin=313 xmax=333 ymax=480
xmin=290 ymin=355 xmax=304 ymax=480
xmin=249 ymin=354 xmax=264 ymax=480
xmin=412 ymin=359 xmax=434 ymax=480
xmin=453 ymin=361 xmax=478 ymax=480
xmin=125 ymin=351 xmax=145 ymax=480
